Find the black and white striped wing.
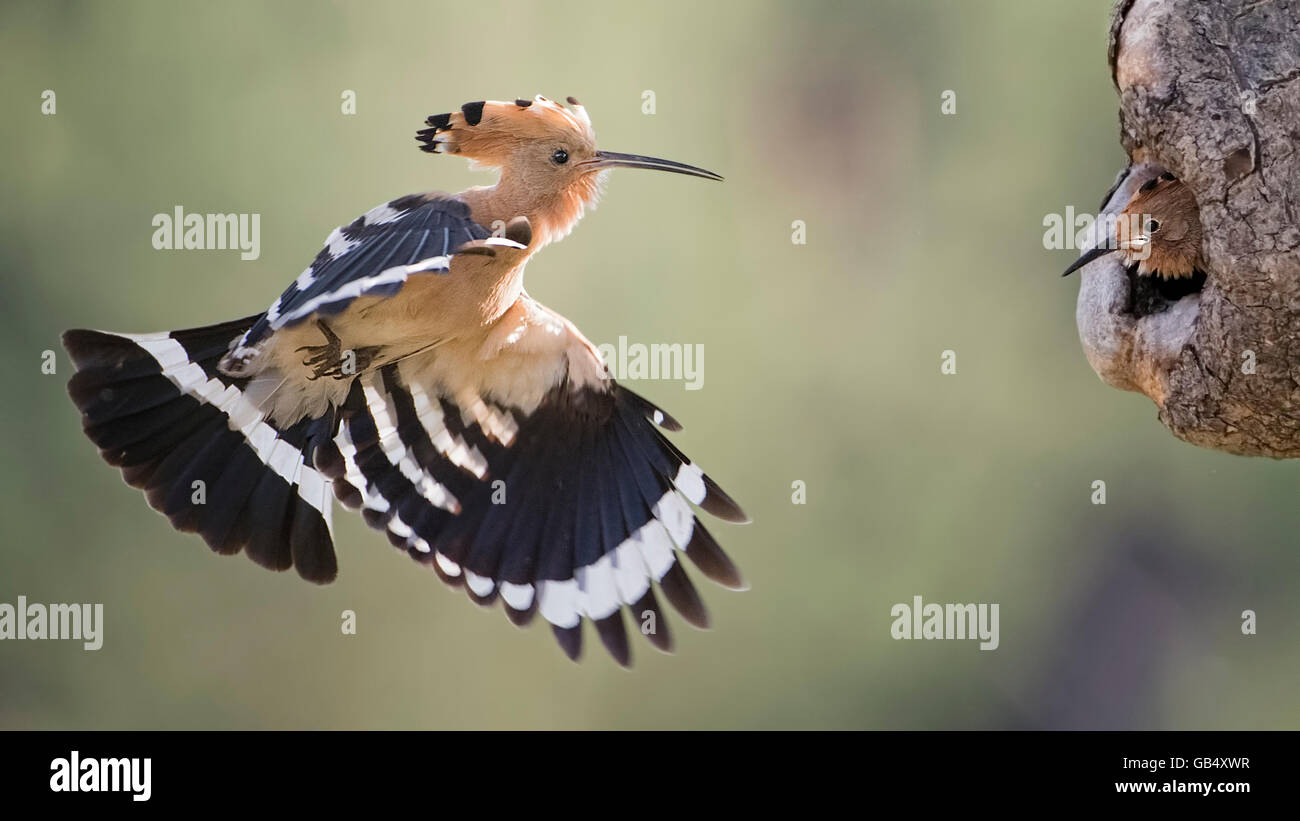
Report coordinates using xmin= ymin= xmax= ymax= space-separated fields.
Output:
xmin=317 ymin=367 xmax=749 ymax=666
xmin=64 ymin=315 xmax=340 ymax=583
xmin=236 ymin=194 xmax=491 ymax=352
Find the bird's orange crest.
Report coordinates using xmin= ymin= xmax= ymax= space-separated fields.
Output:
xmin=414 ymin=94 xmax=720 ymax=246
xmin=417 ymin=95 xmax=596 ymax=169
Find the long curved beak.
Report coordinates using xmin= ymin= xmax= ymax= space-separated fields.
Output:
xmin=584 ymin=150 xmax=723 ymax=181
xmin=1061 ymin=245 xmax=1114 ymax=277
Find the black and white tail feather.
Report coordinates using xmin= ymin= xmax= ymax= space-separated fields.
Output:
xmin=64 ymin=308 xmax=747 ymax=668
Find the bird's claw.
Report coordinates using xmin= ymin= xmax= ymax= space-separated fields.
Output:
xmin=297 ymin=320 xmax=380 ymax=380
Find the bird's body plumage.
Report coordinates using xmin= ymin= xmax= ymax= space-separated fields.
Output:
xmin=63 ymin=95 xmax=744 ymax=666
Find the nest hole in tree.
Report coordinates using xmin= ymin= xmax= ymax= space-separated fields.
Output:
xmin=1125 ymin=265 xmax=1206 ymax=319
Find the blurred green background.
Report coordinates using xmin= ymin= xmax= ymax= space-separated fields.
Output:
xmin=2 ymin=0 xmax=1296 ymax=730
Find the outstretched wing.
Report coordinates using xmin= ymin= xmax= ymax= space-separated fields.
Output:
xmin=236 ymin=194 xmax=492 ymax=353
xmin=315 ymin=302 xmax=749 ymax=667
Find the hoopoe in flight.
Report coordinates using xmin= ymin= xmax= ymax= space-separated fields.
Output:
xmin=1062 ymin=172 xmax=1205 ymax=280
xmin=62 ymin=95 xmax=748 ymax=667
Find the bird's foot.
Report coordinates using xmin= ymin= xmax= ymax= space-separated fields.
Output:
xmin=297 ymin=320 xmax=381 ymax=380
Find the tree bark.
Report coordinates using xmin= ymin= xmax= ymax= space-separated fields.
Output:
xmin=1075 ymin=0 xmax=1300 ymax=457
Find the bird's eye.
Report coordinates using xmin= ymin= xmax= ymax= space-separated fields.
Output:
xmin=1146 ymin=219 xmax=1160 ymax=233
xmin=551 ymin=148 xmax=569 ymax=165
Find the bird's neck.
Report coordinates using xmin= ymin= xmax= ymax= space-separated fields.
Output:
xmin=463 ymin=173 xmax=604 ymax=250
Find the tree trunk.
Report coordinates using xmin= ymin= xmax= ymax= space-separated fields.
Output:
xmin=1075 ymin=0 xmax=1300 ymax=457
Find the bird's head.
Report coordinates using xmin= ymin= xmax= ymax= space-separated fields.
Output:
xmin=1116 ymin=174 xmax=1202 ymax=277
xmin=417 ymin=95 xmax=722 ymax=243
xmin=1063 ymin=173 xmax=1204 ymax=280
